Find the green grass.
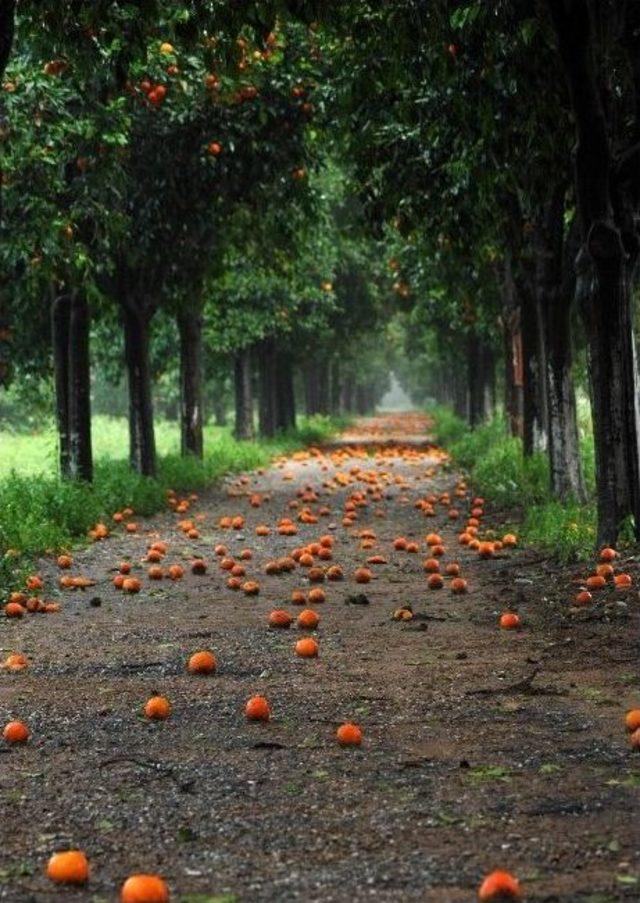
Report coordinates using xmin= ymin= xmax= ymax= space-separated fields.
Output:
xmin=0 ymin=414 xmax=345 ymax=592
xmin=431 ymin=406 xmax=597 ymax=561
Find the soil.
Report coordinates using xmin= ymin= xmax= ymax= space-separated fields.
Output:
xmin=1 ymin=413 xmax=639 ymax=902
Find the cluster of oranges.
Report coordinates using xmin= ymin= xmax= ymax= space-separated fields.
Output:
xmin=572 ymin=546 xmax=633 ymax=605
xmin=3 ymin=416 xmax=634 ymax=901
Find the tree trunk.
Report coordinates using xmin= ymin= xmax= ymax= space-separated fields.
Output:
xmin=51 ymin=293 xmax=92 ymax=481
xmin=341 ymin=379 xmax=354 ymax=414
xmin=316 ymin=358 xmax=330 ymax=415
xmin=123 ymin=304 xmax=157 ymax=477
xmin=536 ymin=192 xmax=586 ymax=501
xmin=330 ymin=358 xmax=342 ymax=414
xmin=452 ymin=367 xmax=467 ymax=422
xmin=521 ymin=285 xmax=547 ymax=457
xmin=275 ymin=349 xmax=296 ymax=431
xmin=502 ymin=251 xmax=524 ymax=438
xmin=178 ymin=309 xmax=204 ymax=458
xmin=578 ymin=234 xmax=640 ymax=543
xmin=234 ymin=348 xmax=254 ymax=440
xmin=51 ymin=294 xmax=71 ymax=478
xmin=67 ymin=294 xmax=93 ymax=481
xmin=467 ymin=333 xmax=493 ymax=428
xmin=548 ymin=0 xmax=640 ymax=543
xmin=258 ymin=338 xmax=277 ymax=438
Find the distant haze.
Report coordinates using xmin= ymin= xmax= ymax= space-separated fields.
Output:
xmin=378 ymin=373 xmax=413 ymax=411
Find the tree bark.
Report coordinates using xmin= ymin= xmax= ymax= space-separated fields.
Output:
xmin=548 ymin=0 xmax=640 ymax=544
xmin=123 ymin=303 xmax=157 ymax=477
xmin=536 ymin=190 xmax=586 ymax=501
xmin=234 ymin=348 xmax=254 ymax=440
xmin=51 ymin=293 xmax=93 ymax=481
xmin=178 ymin=308 xmax=204 ymax=458
xmin=502 ymin=250 xmax=524 ymax=438
xmin=258 ymin=337 xmax=277 ymax=438
xmin=330 ymin=358 xmax=342 ymax=414
xmin=67 ymin=294 xmax=93 ymax=481
xmin=51 ymin=294 xmax=71 ymax=478
xmin=521 ymin=281 xmax=547 ymax=456
xmin=275 ymin=348 xmax=296 ymax=431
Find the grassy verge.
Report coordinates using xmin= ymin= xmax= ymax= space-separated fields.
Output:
xmin=0 ymin=414 xmax=347 ymax=591
xmin=430 ymin=405 xmax=596 ymax=561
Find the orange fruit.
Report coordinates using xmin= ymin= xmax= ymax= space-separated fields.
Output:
xmin=326 ymin=565 xmax=344 ymax=580
xmin=242 ymin=581 xmax=260 ymax=595
xmin=2 ymin=653 xmax=28 ymax=671
xmin=445 ymin=562 xmax=460 ymax=577
xmin=393 ymin=537 xmax=408 ymax=551
xmin=148 ymin=566 xmax=163 ymax=580
xmin=269 ymin=609 xmax=292 ymax=629
xmin=144 ymin=696 xmax=171 ymax=720
xmin=596 ymin=563 xmax=614 ymax=579
xmin=423 ymin=558 xmax=440 ymax=573
xmin=478 ymin=542 xmax=494 ymax=559
xmin=478 ymin=869 xmax=521 ymax=901
xmin=5 ymin=602 xmax=25 ymax=618
xmin=168 ymin=564 xmax=184 ymax=580
xmin=245 ymin=695 xmax=271 ymax=721
xmin=574 ymin=590 xmax=593 ymax=606
xmin=450 ymin=577 xmax=468 ymax=594
xmin=625 ymin=709 xmax=640 ymax=732
xmin=502 ymin=534 xmax=517 ymax=547
xmin=336 ymin=722 xmax=362 ymax=746
xmin=291 ymin=589 xmax=307 ymax=605
xmin=297 ymin=609 xmax=319 ymax=629
xmin=123 ymin=577 xmax=142 ymax=594
xmin=599 ymin=547 xmax=617 ymax=562
xmin=586 ymin=574 xmax=606 ymax=590
xmin=57 ymin=554 xmax=72 ymax=569
xmin=187 ymin=651 xmax=216 ymax=674
xmin=120 ymin=874 xmax=169 ymax=903
xmin=46 ymin=850 xmax=90 ymax=885
xmin=499 ymin=612 xmax=520 ymax=630
xmin=3 ymin=720 xmax=29 ymax=743
xmin=295 ymin=637 xmax=319 ymax=658
xmin=119 ymin=562 xmax=132 ymax=574
xmin=427 ymin=573 xmax=444 ymax=589
xmin=308 ymin=587 xmax=326 ymax=604
xmin=614 ymin=573 xmax=632 ymax=588
xmin=354 ymin=567 xmax=372 ymax=584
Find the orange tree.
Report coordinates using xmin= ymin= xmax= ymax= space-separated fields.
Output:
xmin=2 ymin=7 xmax=323 ymax=476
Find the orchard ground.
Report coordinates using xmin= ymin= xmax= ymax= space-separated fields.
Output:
xmin=1 ymin=413 xmax=638 ymax=902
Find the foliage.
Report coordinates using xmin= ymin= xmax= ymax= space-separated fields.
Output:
xmin=432 ymin=406 xmax=597 ymax=561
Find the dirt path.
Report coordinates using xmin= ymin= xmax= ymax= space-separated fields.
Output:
xmin=1 ymin=413 xmax=638 ymax=902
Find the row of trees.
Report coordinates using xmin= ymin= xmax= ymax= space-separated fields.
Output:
xmin=0 ymin=3 xmax=393 ymax=480
xmin=2 ymin=1 xmax=639 ymax=545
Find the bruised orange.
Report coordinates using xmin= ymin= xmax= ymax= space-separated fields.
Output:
xmin=269 ymin=609 xmax=292 ymax=629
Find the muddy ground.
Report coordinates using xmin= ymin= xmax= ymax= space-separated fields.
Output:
xmin=1 ymin=414 xmax=639 ymax=902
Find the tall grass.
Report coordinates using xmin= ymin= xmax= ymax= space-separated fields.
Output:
xmin=431 ymin=406 xmax=597 ymax=561
xmin=0 ymin=414 xmax=345 ymax=592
